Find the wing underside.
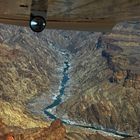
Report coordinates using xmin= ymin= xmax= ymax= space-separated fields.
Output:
xmin=0 ymin=0 xmax=140 ymax=31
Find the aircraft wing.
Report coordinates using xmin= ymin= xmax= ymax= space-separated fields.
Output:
xmin=0 ymin=0 xmax=140 ymax=31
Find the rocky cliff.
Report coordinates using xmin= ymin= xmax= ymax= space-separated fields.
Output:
xmin=0 ymin=119 xmax=66 ymax=140
xmin=55 ymin=21 xmax=140 ymax=137
xmin=1 ymin=118 xmax=139 ymax=140
xmin=0 ymin=23 xmax=64 ymax=128
xmin=0 ymin=21 xmax=140 ymax=140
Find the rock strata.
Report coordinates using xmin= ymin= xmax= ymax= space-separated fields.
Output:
xmin=55 ymin=21 xmax=140 ymax=136
xmin=0 ymin=22 xmax=140 ymax=139
xmin=0 ymin=119 xmax=66 ymax=140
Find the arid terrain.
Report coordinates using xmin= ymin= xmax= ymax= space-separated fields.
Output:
xmin=0 ymin=21 xmax=140 ymax=140
xmin=56 ymin=21 xmax=140 ymax=136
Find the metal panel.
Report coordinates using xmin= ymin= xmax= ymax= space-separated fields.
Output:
xmin=0 ymin=0 xmax=140 ymax=31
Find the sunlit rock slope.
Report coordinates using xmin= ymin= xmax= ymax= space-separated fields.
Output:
xmin=0 ymin=23 xmax=64 ymax=128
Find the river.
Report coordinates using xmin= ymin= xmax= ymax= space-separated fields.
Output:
xmin=44 ymin=53 xmax=132 ymax=138
xmin=44 ymin=53 xmax=70 ymax=120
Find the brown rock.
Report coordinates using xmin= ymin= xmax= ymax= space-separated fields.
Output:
xmin=0 ymin=119 xmax=66 ymax=140
xmin=55 ymin=21 xmax=140 ymax=136
xmin=5 ymin=133 xmax=14 ymax=140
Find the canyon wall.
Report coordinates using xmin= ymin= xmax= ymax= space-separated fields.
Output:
xmin=0 ymin=22 xmax=140 ymax=139
xmin=56 ymin=21 xmax=140 ymax=136
xmin=0 ymin=23 xmax=64 ymax=128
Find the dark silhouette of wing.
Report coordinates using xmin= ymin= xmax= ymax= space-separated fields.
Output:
xmin=0 ymin=0 xmax=140 ymax=31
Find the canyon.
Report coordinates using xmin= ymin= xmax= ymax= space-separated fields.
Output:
xmin=0 ymin=21 xmax=140 ymax=140
xmin=56 ymin=21 xmax=140 ymax=136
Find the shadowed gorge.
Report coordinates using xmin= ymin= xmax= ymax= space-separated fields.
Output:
xmin=0 ymin=21 xmax=140 ymax=140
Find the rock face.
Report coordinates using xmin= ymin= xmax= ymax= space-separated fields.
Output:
xmin=0 ymin=23 xmax=63 ymax=128
xmin=0 ymin=25 xmax=62 ymax=104
xmin=0 ymin=22 xmax=140 ymax=140
xmin=102 ymin=21 xmax=140 ymax=89
xmin=14 ymin=119 xmax=66 ymax=140
xmin=0 ymin=119 xmax=66 ymax=140
xmin=1 ymin=118 xmax=139 ymax=140
xmin=56 ymin=21 xmax=140 ymax=136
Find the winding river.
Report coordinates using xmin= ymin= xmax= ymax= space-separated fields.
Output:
xmin=44 ymin=53 xmax=132 ymax=138
xmin=44 ymin=57 xmax=70 ymax=120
